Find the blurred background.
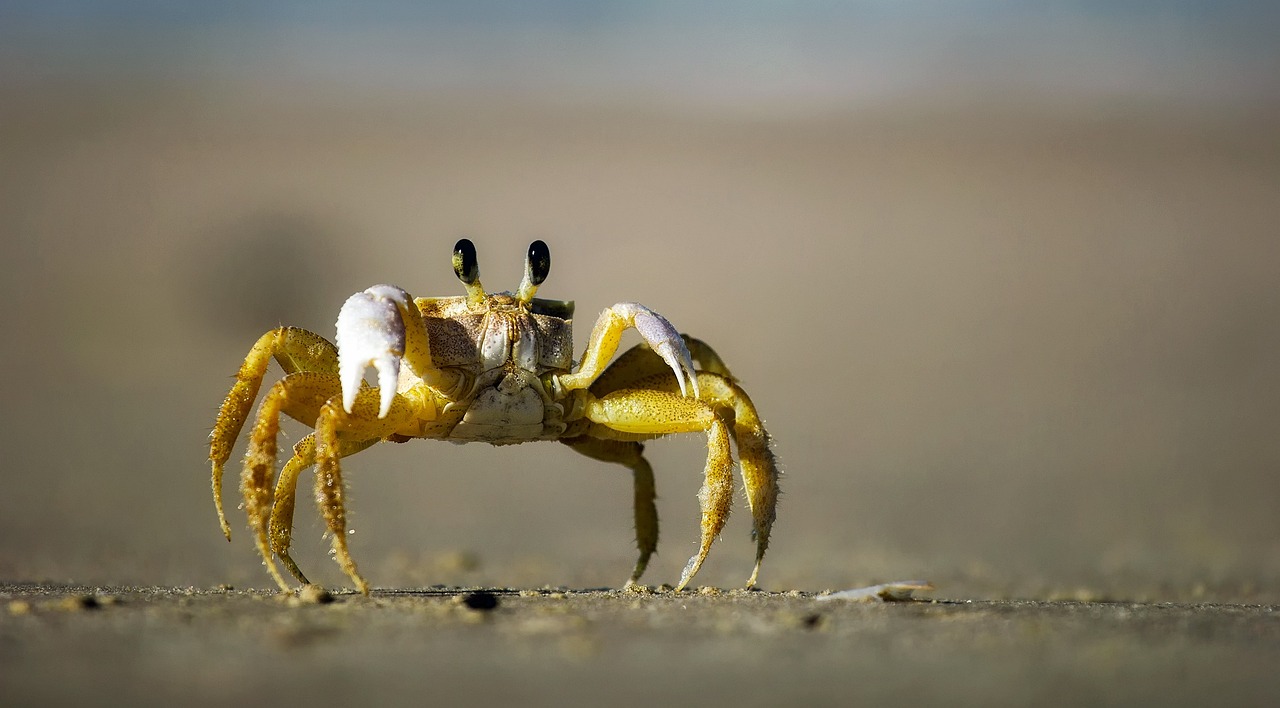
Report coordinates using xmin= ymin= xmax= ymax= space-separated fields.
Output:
xmin=2 ymin=1 xmax=1278 ymax=601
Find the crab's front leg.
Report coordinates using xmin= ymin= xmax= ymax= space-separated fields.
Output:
xmin=210 ymin=326 xmax=341 ymax=541
xmin=555 ymin=302 xmax=700 ymax=398
xmin=312 ymin=386 xmax=431 ymax=594
xmin=244 ymin=367 xmax=431 ymax=594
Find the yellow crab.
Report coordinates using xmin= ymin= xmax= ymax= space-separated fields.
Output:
xmin=209 ymin=239 xmax=780 ymax=594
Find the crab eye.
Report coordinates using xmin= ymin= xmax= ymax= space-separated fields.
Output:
xmin=453 ymin=239 xmax=479 ymax=285
xmin=526 ymin=240 xmax=551 ymax=286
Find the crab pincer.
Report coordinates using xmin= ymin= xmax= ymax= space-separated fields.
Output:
xmin=554 ymin=300 xmax=701 ymax=400
xmin=336 ymin=285 xmax=414 ymax=418
xmin=619 ymin=302 xmax=701 ymax=399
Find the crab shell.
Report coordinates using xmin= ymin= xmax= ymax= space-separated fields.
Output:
xmin=412 ymin=293 xmax=574 ymax=442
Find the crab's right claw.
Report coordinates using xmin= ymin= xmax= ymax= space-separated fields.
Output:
xmin=336 ymin=285 xmax=410 ymax=418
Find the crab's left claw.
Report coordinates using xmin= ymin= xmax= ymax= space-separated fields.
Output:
xmin=336 ymin=285 xmax=411 ymax=418
xmin=621 ymin=302 xmax=701 ymax=399
xmin=557 ymin=301 xmax=702 ymax=399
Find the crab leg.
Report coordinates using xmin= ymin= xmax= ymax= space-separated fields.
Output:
xmin=210 ymin=327 xmax=340 ymax=541
xmin=582 ymin=389 xmax=734 ymax=591
xmin=563 ymin=336 xmax=746 ymax=588
xmin=555 ymin=303 xmax=701 ymax=399
xmin=242 ymin=371 xmax=351 ymax=590
xmin=268 ymin=434 xmax=378 ymax=586
xmin=690 ymin=373 xmax=780 ymax=588
xmin=586 ymin=369 xmax=781 ymax=589
xmin=311 ymin=387 xmax=424 ymax=594
xmin=560 ymin=436 xmax=659 ymax=588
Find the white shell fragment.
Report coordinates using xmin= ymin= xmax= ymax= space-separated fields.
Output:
xmin=815 ymin=581 xmax=936 ymax=603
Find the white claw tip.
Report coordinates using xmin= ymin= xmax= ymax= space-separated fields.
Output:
xmin=376 ymin=360 xmax=397 ymax=418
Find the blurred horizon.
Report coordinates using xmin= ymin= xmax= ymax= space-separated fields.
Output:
xmin=3 ymin=1 xmax=1279 ymax=112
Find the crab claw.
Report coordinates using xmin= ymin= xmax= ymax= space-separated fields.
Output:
xmin=621 ymin=302 xmax=701 ymax=399
xmin=336 ymin=285 xmax=411 ymax=418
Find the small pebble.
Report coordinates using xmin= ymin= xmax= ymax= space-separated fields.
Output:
xmin=57 ymin=595 xmax=101 ymax=612
xmin=458 ymin=591 xmax=499 ymax=611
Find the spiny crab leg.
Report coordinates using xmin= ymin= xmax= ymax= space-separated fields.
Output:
xmin=336 ymin=285 xmax=413 ymax=419
xmin=557 ymin=302 xmax=700 ymax=399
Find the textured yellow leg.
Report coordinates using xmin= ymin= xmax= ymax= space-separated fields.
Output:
xmin=691 ymin=374 xmax=780 ymax=588
xmin=269 ymin=434 xmax=378 ymax=586
xmin=560 ymin=436 xmax=659 ymax=588
xmin=569 ymin=336 xmax=747 ymax=588
xmin=312 ymin=389 xmax=422 ymax=595
xmin=241 ymin=371 xmax=349 ymax=591
xmin=594 ymin=371 xmax=782 ymax=589
xmin=565 ymin=335 xmax=732 ymax=589
xmin=583 ymin=389 xmax=734 ymax=591
xmin=210 ymin=327 xmax=340 ymax=540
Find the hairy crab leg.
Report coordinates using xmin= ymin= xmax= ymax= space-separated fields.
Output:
xmin=312 ymin=387 xmax=425 ymax=595
xmin=689 ymin=373 xmax=780 ymax=588
xmin=581 ymin=331 xmax=783 ymax=589
xmin=560 ymin=436 xmax=659 ymax=588
xmin=269 ymin=434 xmax=378 ymax=586
xmin=562 ymin=336 xmax=747 ymax=589
xmin=242 ymin=371 xmax=350 ymax=591
xmin=581 ymin=389 xmax=734 ymax=591
xmin=554 ymin=302 xmax=701 ymax=399
xmin=210 ymin=327 xmax=340 ymax=541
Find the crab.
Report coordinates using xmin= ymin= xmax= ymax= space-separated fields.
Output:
xmin=209 ymin=239 xmax=780 ymax=594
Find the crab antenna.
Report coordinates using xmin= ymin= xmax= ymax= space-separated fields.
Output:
xmin=516 ymin=240 xmax=551 ymax=303
xmin=453 ymin=239 xmax=486 ymax=305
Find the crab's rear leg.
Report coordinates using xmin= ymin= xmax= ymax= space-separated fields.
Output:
xmin=605 ymin=371 xmax=781 ymax=589
xmin=242 ymin=371 xmax=352 ymax=591
xmin=564 ymin=336 xmax=738 ymax=589
xmin=210 ymin=327 xmax=341 ymax=540
xmin=581 ymin=389 xmax=734 ymax=591
xmin=269 ymin=434 xmax=377 ymax=586
xmin=692 ymin=373 xmax=780 ymax=588
xmin=560 ymin=436 xmax=659 ymax=588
